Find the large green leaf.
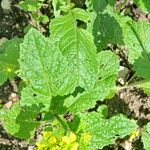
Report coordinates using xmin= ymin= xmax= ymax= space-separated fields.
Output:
xmin=0 ymin=38 xmax=22 ymax=85
xmin=19 ymin=29 xmax=77 ymax=111
xmin=134 ymin=0 xmax=150 ymax=13
xmin=0 ymin=103 xmax=40 ymax=139
xmin=67 ymin=51 xmax=119 ymax=113
xmin=80 ymin=111 xmax=138 ymax=149
xmin=50 ymin=9 xmax=98 ymax=91
xmin=142 ymin=122 xmax=150 ymax=150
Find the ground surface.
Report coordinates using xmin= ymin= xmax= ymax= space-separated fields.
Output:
xmin=0 ymin=0 xmax=150 ymax=150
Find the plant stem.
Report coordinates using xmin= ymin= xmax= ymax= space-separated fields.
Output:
xmin=117 ymin=81 xmax=144 ymax=91
xmin=54 ymin=114 xmax=69 ymax=134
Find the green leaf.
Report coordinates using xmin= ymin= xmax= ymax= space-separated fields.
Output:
xmin=142 ymin=122 xmax=150 ymax=150
xmin=0 ymin=103 xmax=40 ymax=139
xmin=80 ymin=112 xmax=138 ymax=149
xmin=134 ymin=0 xmax=150 ymax=13
xmin=50 ymin=10 xmax=99 ymax=90
xmin=0 ymin=38 xmax=22 ymax=85
xmin=85 ymin=0 xmax=115 ymax=13
xmin=67 ymin=51 xmax=119 ymax=113
xmin=19 ymin=28 xmax=77 ymax=111
xmin=86 ymin=2 xmax=123 ymax=50
xmin=123 ymin=21 xmax=150 ymax=64
xmin=19 ymin=0 xmax=42 ymax=11
xmin=133 ymin=52 xmax=150 ymax=80
xmin=122 ymin=20 xmax=150 ymax=93
xmin=71 ymin=8 xmax=90 ymax=23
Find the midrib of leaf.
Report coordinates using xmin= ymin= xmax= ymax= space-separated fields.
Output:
xmin=72 ymin=11 xmax=80 ymax=85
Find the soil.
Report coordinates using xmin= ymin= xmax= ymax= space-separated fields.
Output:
xmin=0 ymin=0 xmax=150 ymax=150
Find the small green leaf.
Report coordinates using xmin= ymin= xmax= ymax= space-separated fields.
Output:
xmin=19 ymin=0 xmax=42 ymax=11
xmin=80 ymin=112 xmax=138 ymax=149
xmin=142 ymin=122 xmax=150 ymax=150
xmin=0 ymin=38 xmax=22 ymax=85
xmin=0 ymin=103 xmax=40 ymax=139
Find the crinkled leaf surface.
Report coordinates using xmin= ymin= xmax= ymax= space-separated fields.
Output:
xmin=142 ymin=122 xmax=150 ymax=150
xmin=80 ymin=111 xmax=138 ymax=149
xmin=19 ymin=29 xmax=77 ymax=111
xmin=122 ymin=20 xmax=150 ymax=93
xmin=134 ymin=0 xmax=150 ymax=13
xmin=86 ymin=1 xmax=123 ymax=50
xmin=0 ymin=38 xmax=22 ymax=85
xmin=50 ymin=9 xmax=98 ymax=90
xmin=67 ymin=51 xmax=119 ymax=113
xmin=0 ymin=103 xmax=40 ymax=139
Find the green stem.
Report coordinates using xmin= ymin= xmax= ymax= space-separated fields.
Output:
xmin=117 ymin=80 xmax=150 ymax=91
xmin=54 ymin=114 xmax=69 ymax=134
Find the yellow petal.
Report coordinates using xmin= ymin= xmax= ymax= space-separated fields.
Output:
xmin=62 ymin=136 xmax=70 ymax=144
xmin=36 ymin=142 xmax=43 ymax=150
xmin=48 ymin=136 xmax=57 ymax=145
xmin=71 ymin=142 xmax=79 ymax=150
xmin=43 ymin=131 xmax=52 ymax=139
xmin=69 ymin=132 xmax=77 ymax=143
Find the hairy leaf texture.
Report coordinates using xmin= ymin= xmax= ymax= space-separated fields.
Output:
xmin=67 ymin=51 xmax=119 ymax=113
xmin=19 ymin=29 xmax=77 ymax=111
xmin=50 ymin=9 xmax=99 ymax=90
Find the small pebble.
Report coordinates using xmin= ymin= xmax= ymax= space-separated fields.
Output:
xmin=118 ymin=66 xmax=129 ymax=85
xmin=9 ymin=93 xmax=19 ymax=102
xmin=1 ymin=0 xmax=11 ymax=11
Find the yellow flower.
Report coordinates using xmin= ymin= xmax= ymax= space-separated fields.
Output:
xmin=71 ymin=142 xmax=79 ymax=150
xmin=62 ymin=136 xmax=70 ymax=144
xmin=62 ymin=132 xmax=77 ymax=145
xmin=48 ymin=136 xmax=57 ymax=145
xmin=43 ymin=131 xmax=52 ymax=140
xmin=129 ymin=129 xmax=140 ymax=141
xmin=36 ymin=142 xmax=44 ymax=150
xmin=69 ymin=132 xmax=77 ymax=143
